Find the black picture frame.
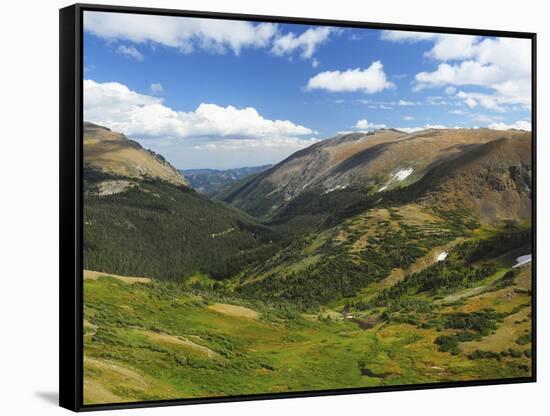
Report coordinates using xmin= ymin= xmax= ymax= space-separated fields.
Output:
xmin=60 ymin=3 xmax=537 ymax=412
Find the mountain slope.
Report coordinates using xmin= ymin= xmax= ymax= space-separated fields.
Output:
xmin=394 ymin=134 xmax=532 ymax=223
xmin=84 ymin=122 xmax=189 ymax=186
xmin=221 ymin=128 xmax=530 ymax=220
xmin=229 ymin=131 xmax=532 ymax=307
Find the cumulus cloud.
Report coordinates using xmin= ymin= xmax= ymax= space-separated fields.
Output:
xmin=84 ymin=79 xmax=315 ymax=149
xmin=424 ymin=35 xmax=479 ymax=61
xmin=306 ymin=61 xmax=394 ymax=94
xmin=116 ymin=45 xmax=144 ymax=61
xmin=417 ymin=39 xmax=531 ymax=111
xmin=84 ymin=11 xmax=278 ymax=55
xmin=488 ymin=120 xmax=531 ymax=131
xmin=456 ymin=88 xmax=531 ymax=111
xmin=382 ymin=31 xmax=531 ymax=112
xmin=382 ymin=31 xmax=481 ymax=62
xmin=271 ymin=27 xmax=335 ymax=59
xmin=354 ymin=118 xmax=387 ymax=130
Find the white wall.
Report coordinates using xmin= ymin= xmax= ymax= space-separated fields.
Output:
xmin=0 ymin=0 xmax=546 ymax=414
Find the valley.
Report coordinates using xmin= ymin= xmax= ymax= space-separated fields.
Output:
xmin=82 ymin=123 xmax=533 ymax=404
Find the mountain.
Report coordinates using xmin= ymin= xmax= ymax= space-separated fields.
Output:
xmin=179 ymin=165 xmax=271 ymax=196
xmin=83 ymin=122 xmax=189 ymax=187
xmin=83 ymin=122 xmax=280 ymax=281
xmin=220 ymin=128 xmax=530 ymax=221
xmin=229 ymin=128 xmax=532 ymax=307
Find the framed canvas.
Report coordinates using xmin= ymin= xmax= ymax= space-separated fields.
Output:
xmin=59 ymin=3 xmax=537 ymax=411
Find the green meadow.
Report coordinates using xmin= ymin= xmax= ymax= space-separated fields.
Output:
xmin=83 ymin=261 xmax=532 ymax=404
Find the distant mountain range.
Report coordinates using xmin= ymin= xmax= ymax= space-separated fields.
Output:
xmin=179 ymin=165 xmax=271 ymax=196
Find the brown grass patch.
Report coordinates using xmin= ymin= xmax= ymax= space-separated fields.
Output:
xmin=207 ymin=303 xmax=259 ymax=320
xmin=85 ymin=357 xmax=149 ymax=389
xmin=83 ymin=380 xmax=123 ymax=404
xmin=84 ymin=269 xmax=151 ymax=284
xmin=136 ymin=330 xmax=219 ymax=358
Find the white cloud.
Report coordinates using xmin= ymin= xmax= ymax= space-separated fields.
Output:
xmin=456 ymin=88 xmax=531 ymax=111
xmin=397 ymin=99 xmax=417 ymax=106
xmin=271 ymin=27 xmax=335 ymax=59
xmin=84 ymin=79 xmax=315 ymax=149
xmin=116 ymin=45 xmax=143 ymax=61
xmin=355 ymin=118 xmax=387 ymax=130
xmin=312 ymin=58 xmax=319 ymax=68
xmin=416 ymin=61 xmax=502 ymax=88
xmin=403 ymin=116 xmax=415 ymax=121
xmin=149 ymin=83 xmax=163 ymax=94
xmin=488 ymin=120 xmax=531 ymax=131
xmin=306 ymin=61 xmax=394 ymax=94
xmin=424 ymin=35 xmax=478 ymax=61
xmin=382 ymin=31 xmax=479 ymax=62
xmin=380 ymin=31 xmax=438 ymax=42
xmin=84 ymin=11 xmax=278 ymax=55
xmin=382 ymin=31 xmax=531 ymax=112
xmin=416 ymin=38 xmax=531 ymax=111
xmin=445 ymin=86 xmax=457 ymax=95
xmin=426 ymin=96 xmax=450 ymax=106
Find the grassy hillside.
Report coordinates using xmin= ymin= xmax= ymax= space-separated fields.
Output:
xmin=83 ymin=257 xmax=532 ymax=404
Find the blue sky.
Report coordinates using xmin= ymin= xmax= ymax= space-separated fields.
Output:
xmin=83 ymin=11 xmax=531 ymax=169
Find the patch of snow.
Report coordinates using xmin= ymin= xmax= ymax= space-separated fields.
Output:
xmin=211 ymin=227 xmax=235 ymax=238
xmin=395 ymin=168 xmax=414 ymax=181
xmin=378 ymin=168 xmax=414 ymax=192
xmin=436 ymin=251 xmax=448 ymax=262
xmin=513 ymin=254 xmax=532 ymax=268
xmin=324 ymin=184 xmax=348 ymax=194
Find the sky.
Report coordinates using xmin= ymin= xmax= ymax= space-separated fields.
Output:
xmin=83 ymin=11 xmax=532 ymax=169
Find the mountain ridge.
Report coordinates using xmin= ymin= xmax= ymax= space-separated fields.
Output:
xmin=220 ymin=128 xmax=531 ymax=221
xmin=83 ymin=121 xmax=189 ymax=187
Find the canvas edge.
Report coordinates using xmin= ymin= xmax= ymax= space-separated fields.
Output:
xmin=58 ymin=3 xmax=537 ymax=412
